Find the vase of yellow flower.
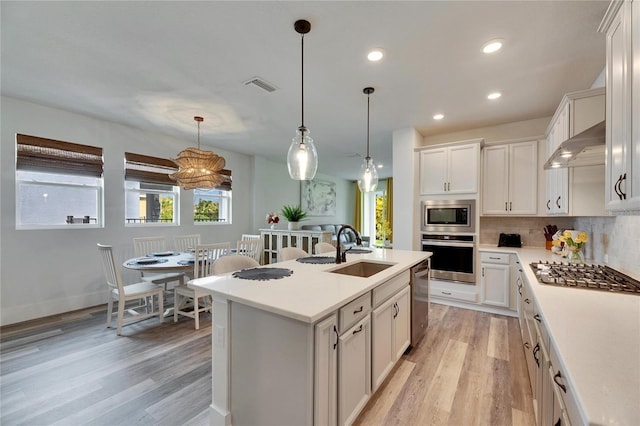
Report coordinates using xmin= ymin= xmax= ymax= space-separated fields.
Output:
xmin=559 ymin=230 xmax=588 ymax=264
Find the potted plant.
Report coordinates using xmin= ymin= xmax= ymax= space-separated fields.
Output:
xmin=281 ymin=205 xmax=308 ymax=230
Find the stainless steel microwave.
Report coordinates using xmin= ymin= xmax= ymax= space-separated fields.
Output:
xmin=421 ymin=199 xmax=475 ymax=233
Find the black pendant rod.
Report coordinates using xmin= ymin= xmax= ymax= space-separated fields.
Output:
xmin=295 ymin=20 xmax=311 ymax=131
xmin=363 ymin=87 xmax=375 ymax=159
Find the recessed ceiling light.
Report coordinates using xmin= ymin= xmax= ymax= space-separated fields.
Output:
xmin=487 ymin=92 xmax=502 ymax=100
xmin=377 ymin=164 xmax=383 ymax=168
xmin=482 ymin=39 xmax=504 ymax=54
xmin=433 ymin=113 xmax=444 ymax=120
xmin=367 ymin=49 xmax=384 ymax=62
xmin=561 ymin=151 xmax=573 ymax=158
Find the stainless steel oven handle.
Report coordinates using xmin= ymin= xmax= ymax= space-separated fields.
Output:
xmin=421 ymin=241 xmax=475 ymax=248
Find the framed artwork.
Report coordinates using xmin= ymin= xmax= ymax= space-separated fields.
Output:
xmin=301 ymin=179 xmax=336 ymax=216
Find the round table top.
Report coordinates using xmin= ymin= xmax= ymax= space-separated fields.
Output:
xmin=123 ymin=251 xmax=194 ymax=271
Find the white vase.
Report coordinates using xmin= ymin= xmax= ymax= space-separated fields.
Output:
xmin=270 ymin=224 xmax=276 ymax=230
xmin=288 ymin=222 xmax=300 ymax=231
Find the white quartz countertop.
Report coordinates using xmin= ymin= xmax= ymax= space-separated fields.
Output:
xmin=190 ymin=248 xmax=429 ymax=324
xmin=479 ymin=245 xmax=640 ymax=426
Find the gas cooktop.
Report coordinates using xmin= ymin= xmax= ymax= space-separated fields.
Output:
xmin=530 ymin=261 xmax=640 ymax=295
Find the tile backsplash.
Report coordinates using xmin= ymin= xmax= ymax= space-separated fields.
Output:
xmin=481 ymin=215 xmax=640 ymax=278
xmin=480 ymin=216 xmax=575 ymax=248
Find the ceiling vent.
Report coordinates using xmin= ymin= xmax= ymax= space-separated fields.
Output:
xmin=243 ymin=76 xmax=278 ymax=93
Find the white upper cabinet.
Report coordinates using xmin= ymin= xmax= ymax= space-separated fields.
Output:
xmin=482 ymin=140 xmax=538 ymax=215
xmin=601 ymin=0 xmax=640 ymax=212
xmin=544 ymin=87 xmax=606 ymax=216
xmin=419 ymin=140 xmax=481 ymax=195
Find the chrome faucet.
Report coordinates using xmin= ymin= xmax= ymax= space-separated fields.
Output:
xmin=335 ymin=225 xmax=362 ymax=264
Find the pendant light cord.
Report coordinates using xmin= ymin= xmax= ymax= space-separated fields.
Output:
xmin=366 ymin=93 xmax=370 ymax=159
xmin=300 ymin=33 xmax=305 ymax=130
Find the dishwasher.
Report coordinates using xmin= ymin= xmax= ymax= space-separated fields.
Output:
xmin=410 ymin=258 xmax=430 ymax=348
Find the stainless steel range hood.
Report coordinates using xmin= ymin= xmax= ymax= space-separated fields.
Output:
xmin=544 ymin=120 xmax=605 ymax=169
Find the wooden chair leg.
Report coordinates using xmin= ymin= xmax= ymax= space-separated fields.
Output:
xmin=117 ymin=299 xmax=125 ymax=336
xmin=158 ymin=292 xmax=164 ymax=323
xmin=194 ymin=296 xmax=200 ymax=330
xmin=106 ymin=295 xmax=114 ymax=328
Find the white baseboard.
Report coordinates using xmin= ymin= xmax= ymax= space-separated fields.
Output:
xmin=0 ymin=291 xmax=105 ymax=326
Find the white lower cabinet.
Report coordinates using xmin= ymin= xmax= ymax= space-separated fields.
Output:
xmin=480 ymin=252 xmax=510 ymax=308
xmin=315 ymin=314 xmax=338 ymax=426
xmin=371 ymin=285 xmax=411 ymax=391
xmin=338 ymin=316 xmax=371 ymax=426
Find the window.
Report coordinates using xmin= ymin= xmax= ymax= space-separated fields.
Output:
xmin=125 ymin=152 xmax=179 ymax=225
xmin=193 ymin=169 xmax=232 ymax=224
xmin=16 ymin=134 xmax=103 ymax=229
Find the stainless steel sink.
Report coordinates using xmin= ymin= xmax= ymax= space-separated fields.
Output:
xmin=328 ymin=261 xmax=395 ymax=278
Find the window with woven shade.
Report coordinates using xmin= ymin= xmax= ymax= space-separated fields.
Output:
xmin=16 ymin=134 xmax=104 ymax=229
xmin=124 ymin=152 xmax=180 ymax=225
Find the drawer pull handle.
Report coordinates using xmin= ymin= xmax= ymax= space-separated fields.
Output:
xmin=353 ymin=306 xmax=363 ymax=314
xmin=554 ymin=371 xmax=567 ymax=393
xmin=524 ymin=298 xmax=531 ymax=304
xmin=333 ymin=325 xmax=338 ymax=350
xmin=489 ymin=256 xmax=500 ymax=260
xmin=441 ymin=291 xmax=452 ymax=295
xmin=534 ymin=314 xmax=541 ymax=323
xmin=352 ymin=324 xmax=363 ymax=335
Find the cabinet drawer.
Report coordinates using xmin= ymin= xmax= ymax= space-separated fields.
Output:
xmin=339 ymin=292 xmax=371 ymax=334
xmin=372 ymin=270 xmax=410 ymax=307
xmin=430 ymin=286 xmax=477 ymax=302
xmin=480 ymin=252 xmax=510 ymax=264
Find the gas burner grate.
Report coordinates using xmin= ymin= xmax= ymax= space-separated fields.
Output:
xmin=530 ymin=261 xmax=640 ymax=294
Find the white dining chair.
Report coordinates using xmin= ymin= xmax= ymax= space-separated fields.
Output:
xmin=314 ymin=242 xmax=336 ymax=255
xmin=174 ymin=242 xmax=230 ymax=329
xmin=241 ymin=234 xmax=260 ymax=241
xmin=133 ymin=236 xmax=185 ymax=290
xmin=280 ymin=247 xmax=308 ymax=261
xmin=212 ymin=255 xmax=260 ymax=275
xmin=237 ymin=238 xmax=262 ymax=264
xmin=174 ymin=234 xmax=201 ymax=252
xmin=97 ymin=244 xmax=164 ymax=336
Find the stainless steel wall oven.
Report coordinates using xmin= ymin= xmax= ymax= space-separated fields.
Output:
xmin=421 ymin=233 xmax=476 ymax=284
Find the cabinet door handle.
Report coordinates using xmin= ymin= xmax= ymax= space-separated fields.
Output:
xmin=554 ymin=371 xmax=567 ymax=393
xmin=509 ymin=201 xmax=512 ymax=211
xmin=393 ymin=302 xmax=399 ymax=319
xmin=554 ymin=417 xmax=562 ymax=426
xmin=444 ymin=182 xmax=447 ymax=192
xmin=556 ymin=196 xmax=561 ymax=208
xmin=333 ymin=325 xmax=338 ymax=350
xmin=620 ymin=173 xmax=627 ymax=200
xmin=524 ymin=342 xmax=531 ymax=349
xmin=525 ymin=298 xmax=531 ymax=304
xmin=353 ymin=306 xmax=363 ymax=314
xmin=534 ymin=314 xmax=541 ymax=323
xmin=614 ymin=174 xmax=623 ymax=199
xmin=533 ymin=343 xmax=540 ymax=367
xmin=447 ymin=182 xmax=450 ymax=191
xmin=352 ymin=324 xmax=363 ymax=335
xmin=547 ymin=200 xmax=551 ymax=210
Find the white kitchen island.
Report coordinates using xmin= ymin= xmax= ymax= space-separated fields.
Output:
xmin=189 ymin=248 xmax=429 ymax=426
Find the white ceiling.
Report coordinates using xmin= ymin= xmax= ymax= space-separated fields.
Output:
xmin=1 ymin=1 xmax=609 ymax=181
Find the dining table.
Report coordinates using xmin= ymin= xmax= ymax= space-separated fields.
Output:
xmin=123 ymin=250 xmax=196 ymax=317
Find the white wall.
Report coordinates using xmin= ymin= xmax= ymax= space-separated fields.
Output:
xmin=392 ymin=128 xmax=421 ymax=250
xmin=251 ymin=156 xmax=355 ymax=232
xmin=0 ymin=96 xmax=355 ymax=325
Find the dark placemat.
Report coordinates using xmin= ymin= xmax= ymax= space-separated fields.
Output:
xmin=128 ymin=258 xmax=169 ymax=266
xmin=149 ymin=251 xmax=179 ymax=257
xmin=232 ymin=267 xmax=293 ymax=281
xmin=347 ymin=248 xmax=373 ymax=254
xmin=297 ymin=256 xmax=335 ymax=264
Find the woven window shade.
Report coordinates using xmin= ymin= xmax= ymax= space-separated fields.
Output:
xmin=125 ymin=152 xmax=232 ymax=189
xmin=16 ymin=134 xmax=103 ymax=177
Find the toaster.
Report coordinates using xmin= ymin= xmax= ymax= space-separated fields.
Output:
xmin=498 ymin=233 xmax=522 ymax=247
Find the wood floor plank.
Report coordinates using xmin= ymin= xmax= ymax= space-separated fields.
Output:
xmin=416 ymin=338 xmax=468 ymax=423
xmin=353 ymin=359 xmax=416 ymax=425
xmin=488 ymin=316 xmax=510 ymax=360
xmin=508 ymin=314 xmax=535 ymax=415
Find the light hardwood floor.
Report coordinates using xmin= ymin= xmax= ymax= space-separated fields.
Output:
xmin=0 ymin=303 xmax=534 ymax=426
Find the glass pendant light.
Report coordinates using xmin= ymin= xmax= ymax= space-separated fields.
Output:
xmin=287 ymin=19 xmax=318 ymax=181
xmin=358 ymin=87 xmax=378 ymax=192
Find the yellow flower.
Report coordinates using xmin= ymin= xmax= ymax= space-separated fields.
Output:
xmin=576 ymin=232 xmax=588 ymax=243
xmin=552 ymin=239 xmax=562 ymax=247
xmin=563 ymin=230 xmax=573 ymax=239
